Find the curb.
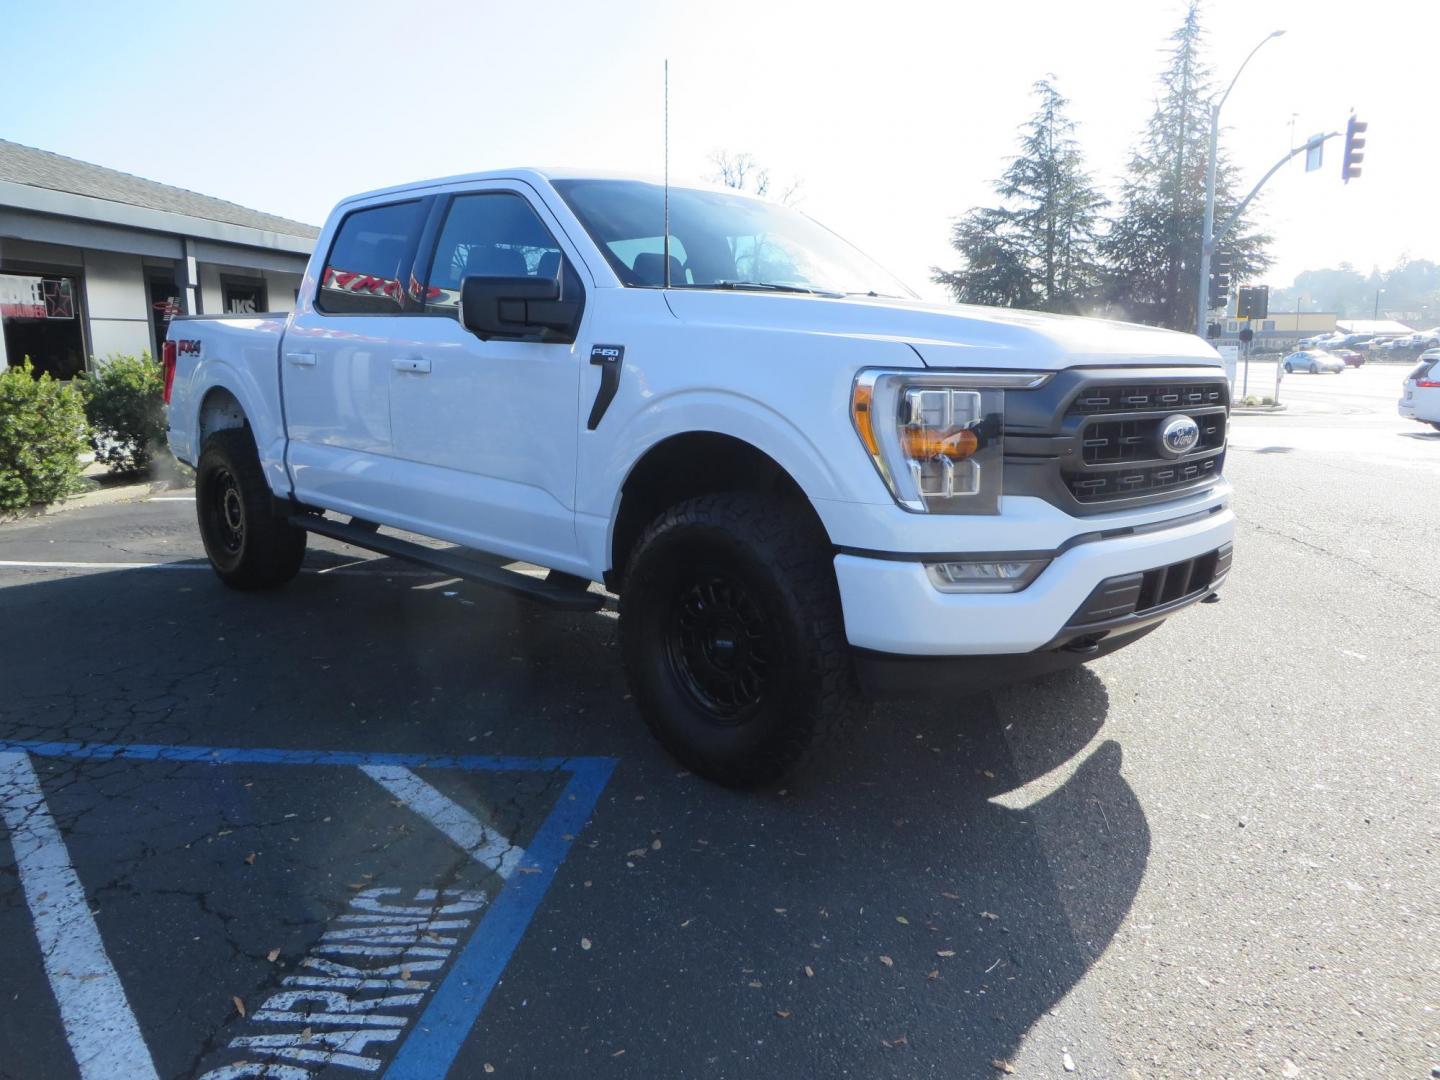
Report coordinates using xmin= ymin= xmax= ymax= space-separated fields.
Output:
xmin=1231 ymin=404 xmax=1287 ymax=415
xmin=1 ymin=479 xmax=193 ymax=524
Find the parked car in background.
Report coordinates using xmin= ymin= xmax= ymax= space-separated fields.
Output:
xmin=1412 ymin=329 xmax=1440 ymax=349
xmin=1399 ymin=350 xmax=1440 ymax=431
xmin=1331 ymin=349 xmax=1365 ymax=367
xmin=1282 ymin=350 xmax=1346 ymax=374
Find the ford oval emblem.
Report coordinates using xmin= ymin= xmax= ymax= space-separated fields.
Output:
xmin=1158 ymin=414 xmax=1201 ymax=457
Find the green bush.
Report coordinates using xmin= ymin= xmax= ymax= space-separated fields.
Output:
xmin=82 ymin=352 xmax=166 ymax=474
xmin=0 ymin=360 xmax=90 ymax=512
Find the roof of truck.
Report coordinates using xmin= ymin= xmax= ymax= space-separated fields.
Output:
xmin=336 ymin=167 xmax=726 ymax=208
xmin=0 ymin=138 xmax=320 ymax=238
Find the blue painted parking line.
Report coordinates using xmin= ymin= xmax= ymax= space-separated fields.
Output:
xmin=0 ymin=738 xmax=616 ymax=1080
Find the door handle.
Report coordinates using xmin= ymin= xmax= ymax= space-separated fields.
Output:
xmin=285 ymin=352 xmax=317 ymax=367
xmin=392 ymin=357 xmax=431 ymax=374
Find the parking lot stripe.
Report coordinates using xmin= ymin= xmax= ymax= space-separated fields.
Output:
xmin=359 ymin=765 xmax=527 ymax=879
xmin=0 ymin=751 xmax=160 ymax=1080
xmin=385 ymin=757 xmax=615 ymax=1080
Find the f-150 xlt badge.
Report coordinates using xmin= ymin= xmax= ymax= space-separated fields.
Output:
xmin=587 ymin=344 xmax=624 ymax=430
xmin=1158 ymin=414 xmax=1200 ymax=457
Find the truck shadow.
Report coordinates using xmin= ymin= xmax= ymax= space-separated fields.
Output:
xmin=0 ymin=560 xmax=1145 ymax=1078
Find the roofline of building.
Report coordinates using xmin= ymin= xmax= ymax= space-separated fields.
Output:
xmin=0 ymin=179 xmax=315 ymax=255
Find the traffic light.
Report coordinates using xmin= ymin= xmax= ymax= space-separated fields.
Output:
xmin=1342 ymin=115 xmax=1367 ymax=183
xmin=1209 ymin=250 xmax=1233 ymax=310
xmin=1237 ymin=285 xmax=1269 ymax=320
xmin=1206 ymin=322 xmax=1222 ymax=340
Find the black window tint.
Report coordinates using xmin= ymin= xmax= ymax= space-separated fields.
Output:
xmin=423 ymin=193 xmax=574 ymax=315
xmin=316 ymin=200 xmax=426 ymax=315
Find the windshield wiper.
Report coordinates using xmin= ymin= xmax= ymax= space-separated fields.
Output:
xmin=672 ymin=280 xmax=832 ymax=296
xmin=845 ymin=290 xmax=906 ymax=299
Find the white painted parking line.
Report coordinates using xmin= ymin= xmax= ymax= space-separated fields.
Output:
xmin=360 ymin=765 xmax=526 ymax=879
xmin=0 ymin=751 xmax=160 ymax=1080
xmin=147 ymin=496 xmax=195 ymax=502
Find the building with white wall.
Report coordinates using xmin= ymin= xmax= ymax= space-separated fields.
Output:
xmin=0 ymin=139 xmax=317 ymax=379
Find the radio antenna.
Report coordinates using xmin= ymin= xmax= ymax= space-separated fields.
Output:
xmin=663 ymin=59 xmax=671 ymax=289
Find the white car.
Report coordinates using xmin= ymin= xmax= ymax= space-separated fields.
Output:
xmin=1282 ymin=350 xmax=1346 ymax=374
xmin=163 ymin=169 xmax=1234 ymax=786
xmin=1399 ymin=350 xmax=1440 ymax=430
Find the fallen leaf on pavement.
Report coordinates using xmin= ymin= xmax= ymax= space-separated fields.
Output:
xmin=651 ymin=838 xmax=662 ymax=851
xmin=941 ymin=892 xmax=961 ymax=900
xmin=804 ymin=965 xmax=814 ymax=978
xmin=244 ymin=852 xmax=256 ymax=865
xmin=580 ymin=938 xmax=592 ymax=951
xmin=775 ymin=1009 xmax=791 ymax=1019
xmin=232 ymin=995 xmax=246 ymax=1018
xmin=879 ymin=955 xmax=894 ymax=967
xmin=266 ymin=948 xmax=280 ymax=963
xmin=980 ymin=911 xmax=999 ymax=920
xmin=896 ymin=916 xmax=910 ymax=925
xmin=926 ymin=970 xmax=940 ymax=980
xmin=483 ymin=1065 xmax=495 ymax=1074
xmin=937 ymin=950 xmax=956 ymax=957
xmin=992 ymin=1060 xmax=1016 ymax=1074
xmin=748 ymin=980 xmax=763 ymax=988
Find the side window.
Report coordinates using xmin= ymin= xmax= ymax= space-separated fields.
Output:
xmin=422 ymin=192 xmax=577 ymax=316
xmin=316 ymin=200 xmax=426 ymax=315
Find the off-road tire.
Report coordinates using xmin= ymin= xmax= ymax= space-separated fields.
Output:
xmin=619 ymin=492 xmax=854 ymax=788
xmin=195 ymin=428 xmax=306 ymax=590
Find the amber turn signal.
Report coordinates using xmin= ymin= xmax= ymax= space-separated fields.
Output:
xmin=900 ymin=426 xmax=979 ymax=461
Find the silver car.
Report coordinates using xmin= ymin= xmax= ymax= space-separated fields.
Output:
xmin=1282 ymin=350 xmax=1346 ymax=375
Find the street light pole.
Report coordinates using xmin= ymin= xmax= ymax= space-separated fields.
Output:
xmin=1196 ymin=30 xmax=1287 ymax=337
xmin=1373 ymin=288 xmax=1384 ymax=320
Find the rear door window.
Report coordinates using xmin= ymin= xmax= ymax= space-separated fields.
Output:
xmin=316 ymin=200 xmax=427 ymax=315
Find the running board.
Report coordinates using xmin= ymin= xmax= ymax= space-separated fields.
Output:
xmin=292 ymin=515 xmax=604 ymax=612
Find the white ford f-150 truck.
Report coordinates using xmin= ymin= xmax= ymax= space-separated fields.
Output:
xmin=165 ymin=168 xmax=1233 ymax=786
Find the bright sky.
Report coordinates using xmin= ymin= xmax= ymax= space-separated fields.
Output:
xmin=1 ymin=0 xmax=1433 ymax=302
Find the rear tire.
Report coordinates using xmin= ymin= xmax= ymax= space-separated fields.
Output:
xmin=618 ymin=492 xmax=853 ymax=788
xmin=196 ymin=428 xmax=306 ymax=590
xmin=1309 ymin=362 xmax=1320 ymax=374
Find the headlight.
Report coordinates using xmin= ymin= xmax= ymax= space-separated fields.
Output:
xmin=850 ymin=370 xmax=1050 ymax=514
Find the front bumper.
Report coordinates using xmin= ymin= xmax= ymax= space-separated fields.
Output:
xmin=833 ymin=503 xmax=1234 ymax=656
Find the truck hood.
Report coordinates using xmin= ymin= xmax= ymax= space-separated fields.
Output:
xmin=662 ymin=290 xmax=1222 ymax=370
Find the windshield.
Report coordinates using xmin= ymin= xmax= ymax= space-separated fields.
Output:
xmin=553 ymin=179 xmax=915 ymax=298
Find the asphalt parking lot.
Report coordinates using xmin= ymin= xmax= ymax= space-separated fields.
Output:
xmin=2 ymin=363 xmax=1437 ymax=1079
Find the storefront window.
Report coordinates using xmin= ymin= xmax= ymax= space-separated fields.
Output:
xmin=220 ymin=277 xmax=267 ymax=315
xmin=1 ymin=272 xmax=86 ymax=379
xmin=148 ymin=277 xmax=180 ymax=357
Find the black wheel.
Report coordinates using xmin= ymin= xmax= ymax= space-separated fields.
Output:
xmin=618 ymin=492 xmax=853 ymax=787
xmin=1430 ymin=422 xmax=1440 ymax=433
xmin=196 ymin=427 xmax=306 ymax=590
xmin=1309 ymin=362 xmax=1320 ymax=374
xmin=1284 ymin=363 xmax=1293 ymax=373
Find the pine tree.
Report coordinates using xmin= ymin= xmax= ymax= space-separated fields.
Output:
xmin=1102 ymin=1 xmax=1271 ymax=331
xmin=934 ymin=78 xmax=1106 ymax=314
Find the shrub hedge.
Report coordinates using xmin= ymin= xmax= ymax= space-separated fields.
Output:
xmin=0 ymin=360 xmax=90 ymax=512
xmin=82 ymin=352 xmax=167 ymax=474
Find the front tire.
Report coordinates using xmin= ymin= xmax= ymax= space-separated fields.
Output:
xmin=1309 ymin=362 xmax=1320 ymax=374
xmin=618 ymin=493 xmax=853 ymax=787
xmin=196 ymin=428 xmax=306 ymax=590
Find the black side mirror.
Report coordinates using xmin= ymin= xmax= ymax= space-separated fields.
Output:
xmin=459 ymin=274 xmax=580 ymax=342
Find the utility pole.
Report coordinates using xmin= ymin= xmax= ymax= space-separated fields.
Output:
xmin=1196 ymin=30 xmax=1287 ymax=337
xmin=1373 ymin=288 xmax=1384 ymax=320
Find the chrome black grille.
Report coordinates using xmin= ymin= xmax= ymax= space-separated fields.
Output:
xmin=1067 ymin=456 xmax=1221 ymax=501
xmin=1069 ymin=382 xmax=1227 ymax=415
xmin=1081 ymin=413 xmax=1226 ymax=464
xmin=1060 ymin=376 xmax=1228 ymax=505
